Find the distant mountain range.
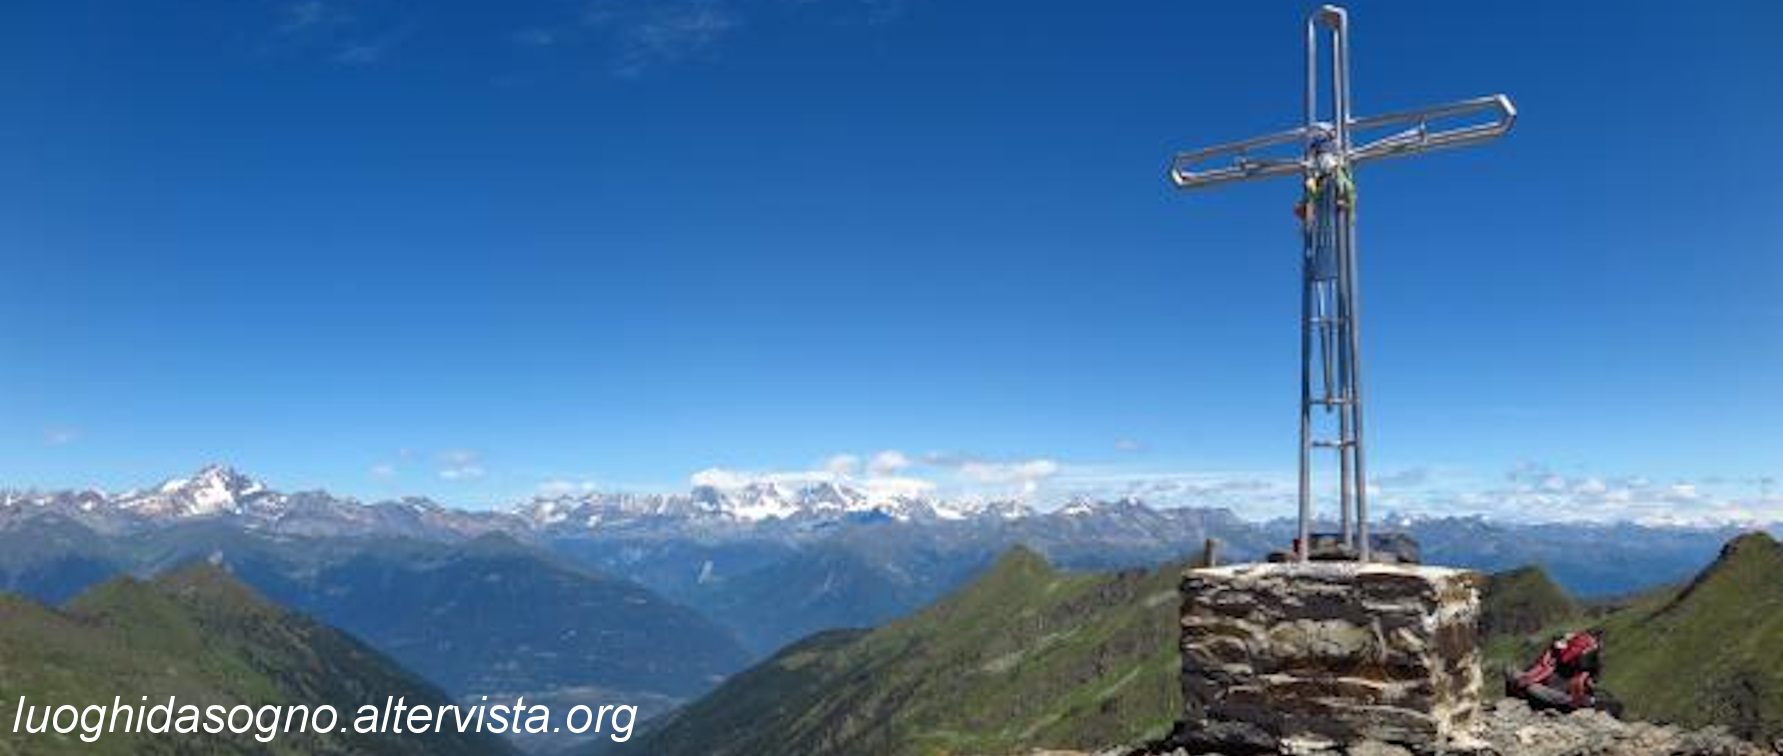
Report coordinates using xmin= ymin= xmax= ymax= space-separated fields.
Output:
xmin=0 ymin=470 xmax=759 ymax=755
xmin=0 ymin=464 xmax=1037 ymax=538
xmin=0 ymin=564 xmax=518 ymax=756
xmin=15 ymin=465 xmax=1765 ymax=556
xmin=2 ymin=465 xmax=1755 ymax=588
xmin=0 ymin=465 xmax=513 ymax=540
xmin=1 ymin=466 xmax=1760 ymax=653
xmin=4 ymin=465 xmax=1755 ymax=628
xmin=0 ymin=465 xmax=1767 ymax=753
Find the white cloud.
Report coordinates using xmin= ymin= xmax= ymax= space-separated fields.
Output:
xmin=437 ymin=450 xmax=486 ymax=481
xmin=581 ymin=0 xmax=623 ymax=27
xmin=690 ymin=467 xmax=755 ymax=489
xmin=332 ymin=42 xmax=386 ymax=65
xmin=860 ymin=475 xmax=936 ymax=497
xmin=615 ymin=454 xmax=1782 ymax=527
xmin=691 ymin=465 xmax=847 ymax=490
xmin=280 ymin=1 xmax=334 ymax=33
xmin=370 ymin=463 xmax=398 ymax=479
xmin=693 ymin=467 xmax=800 ymax=487
xmin=1370 ymin=463 xmax=1783 ymax=527
xmin=538 ymin=478 xmax=600 ymax=497
xmin=43 ymin=427 xmax=81 ymax=447
xmin=1050 ymin=469 xmax=1294 ymax=520
xmin=1113 ymin=438 xmax=1145 ymax=452
xmin=330 ymin=26 xmax=412 ymax=67
xmin=868 ymin=450 xmax=911 ymax=476
xmin=269 ymin=1 xmax=406 ymax=67
xmin=1371 ymin=467 xmax=1433 ymax=489
xmin=909 ymin=452 xmax=1063 ymax=495
xmin=823 ymin=454 xmax=861 ymax=477
xmin=957 ymin=458 xmax=1060 ymax=494
xmin=1036 ymin=461 xmax=1783 ymax=527
xmin=690 ymin=450 xmax=1062 ymax=499
xmin=597 ymin=0 xmax=740 ymax=77
xmin=511 ymin=28 xmax=562 ymax=48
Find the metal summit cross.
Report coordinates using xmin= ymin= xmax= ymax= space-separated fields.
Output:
xmin=1168 ymin=6 xmax=1515 ymax=562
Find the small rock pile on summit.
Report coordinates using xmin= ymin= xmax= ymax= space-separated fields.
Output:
xmin=1470 ymin=699 xmax=1770 ymax=756
xmin=1073 ymin=697 xmax=1773 ymax=756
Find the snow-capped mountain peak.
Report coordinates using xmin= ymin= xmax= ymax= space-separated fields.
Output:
xmin=1058 ymin=498 xmax=1098 ymax=517
xmin=126 ymin=465 xmax=273 ymax=517
xmin=506 ymin=480 xmax=1048 ymax=533
xmin=800 ymin=481 xmax=865 ymax=512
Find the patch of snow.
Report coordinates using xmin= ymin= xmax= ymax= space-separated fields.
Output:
xmin=1059 ymin=500 xmax=1097 ymax=517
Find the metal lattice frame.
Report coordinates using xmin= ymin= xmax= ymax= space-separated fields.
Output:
xmin=1168 ymin=6 xmax=1515 ymax=562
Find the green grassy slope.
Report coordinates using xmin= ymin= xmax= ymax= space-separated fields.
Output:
xmin=0 ymin=564 xmax=519 ymax=756
xmin=639 ymin=546 xmax=1185 ymax=756
xmin=1593 ymin=532 xmax=1783 ymax=740
xmin=1478 ymin=564 xmax=1585 ymax=664
xmin=1480 ymin=565 xmax=1581 ymax=638
xmin=1481 ymin=532 xmax=1783 ymax=742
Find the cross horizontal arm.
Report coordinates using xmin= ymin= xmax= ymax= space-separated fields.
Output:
xmin=1168 ymin=93 xmax=1515 ymax=191
xmin=1347 ymin=93 xmax=1516 ymax=164
xmin=1169 ymin=124 xmax=1318 ymax=191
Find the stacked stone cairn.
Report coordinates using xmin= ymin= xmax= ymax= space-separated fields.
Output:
xmin=1173 ymin=562 xmax=1484 ymax=755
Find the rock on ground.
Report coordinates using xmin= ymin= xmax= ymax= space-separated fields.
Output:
xmin=1027 ymin=698 xmax=1776 ymax=756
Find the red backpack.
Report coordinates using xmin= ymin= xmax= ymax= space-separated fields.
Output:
xmin=1519 ymin=631 xmax=1601 ymax=707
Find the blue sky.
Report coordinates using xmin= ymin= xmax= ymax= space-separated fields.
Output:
xmin=0 ymin=0 xmax=1777 ymax=521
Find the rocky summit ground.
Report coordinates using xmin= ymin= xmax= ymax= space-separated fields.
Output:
xmin=1034 ymin=698 xmax=1778 ymax=756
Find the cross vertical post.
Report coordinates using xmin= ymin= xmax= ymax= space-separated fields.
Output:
xmin=1168 ymin=5 xmax=1515 ymax=562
